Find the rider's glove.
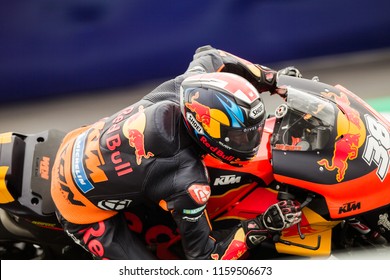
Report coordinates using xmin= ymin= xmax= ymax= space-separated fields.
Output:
xmin=241 ymin=200 xmax=302 ymax=249
xmin=277 ymin=66 xmax=302 ymax=79
xmin=263 ymin=200 xmax=302 ymax=231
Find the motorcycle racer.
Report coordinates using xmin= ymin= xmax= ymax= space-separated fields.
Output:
xmin=51 ymin=45 xmax=302 ymax=259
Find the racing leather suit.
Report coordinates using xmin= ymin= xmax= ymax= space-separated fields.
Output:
xmin=51 ymin=46 xmax=279 ymax=260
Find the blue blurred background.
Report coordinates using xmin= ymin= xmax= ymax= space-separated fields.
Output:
xmin=1 ymin=0 xmax=390 ymax=104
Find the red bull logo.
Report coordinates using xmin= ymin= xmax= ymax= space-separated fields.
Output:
xmin=185 ymin=91 xmax=232 ymax=140
xmin=323 ymin=91 xmax=361 ymax=128
xmin=123 ymin=105 xmax=154 ymax=165
xmin=185 ymin=92 xmax=211 ymax=126
xmin=318 ymin=90 xmax=366 ymax=182
xmin=318 ymin=133 xmax=360 ymax=182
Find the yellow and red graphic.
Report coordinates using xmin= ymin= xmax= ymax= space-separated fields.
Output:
xmin=276 ymin=207 xmax=340 ymax=257
xmin=0 ymin=166 xmax=15 ymax=204
xmin=211 ymin=227 xmax=247 ymax=260
xmin=185 ymin=92 xmax=211 ymax=126
xmin=123 ymin=105 xmax=154 ymax=165
xmin=318 ymin=133 xmax=361 ymax=182
xmin=188 ymin=184 xmax=211 ymax=205
xmin=185 ymin=92 xmax=229 ymax=139
xmin=318 ymin=91 xmax=366 ymax=182
xmin=0 ymin=133 xmax=15 ymax=203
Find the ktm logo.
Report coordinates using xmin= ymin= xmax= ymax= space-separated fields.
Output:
xmin=213 ymin=175 xmax=241 ymax=186
xmin=39 ymin=156 xmax=50 ymax=180
xmin=59 ymin=183 xmax=85 ymax=206
xmin=339 ymin=201 xmax=361 ymax=214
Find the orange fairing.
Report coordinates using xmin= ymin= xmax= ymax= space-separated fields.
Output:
xmin=275 ymin=169 xmax=390 ymax=219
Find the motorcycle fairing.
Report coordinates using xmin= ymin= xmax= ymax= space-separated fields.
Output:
xmin=210 ymin=186 xmax=340 ymax=257
xmin=272 ymin=76 xmax=390 ymax=219
xmin=0 ymin=130 xmax=66 ymax=225
xmin=204 ymin=118 xmax=275 ymax=218
xmin=275 ymin=207 xmax=340 ymax=257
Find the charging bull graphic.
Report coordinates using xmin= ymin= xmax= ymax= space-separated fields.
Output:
xmin=185 ymin=92 xmax=211 ymax=127
xmin=318 ymin=90 xmax=366 ymax=182
xmin=322 ymin=91 xmax=361 ymax=129
xmin=318 ymin=133 xmax=360 ymax=182
xmin=123 ymin=105 xmax=154 ymax=165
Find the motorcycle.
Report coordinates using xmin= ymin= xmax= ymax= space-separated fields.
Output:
xmin=1 ymin=75 xmax=389 ymax=259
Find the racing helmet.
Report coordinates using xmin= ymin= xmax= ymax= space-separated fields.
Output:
xmin=180 ymin=72 xmax=266 ymax=166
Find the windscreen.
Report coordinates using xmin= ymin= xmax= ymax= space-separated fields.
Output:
xmin=271 ymin=88 xmax=336 ymax=151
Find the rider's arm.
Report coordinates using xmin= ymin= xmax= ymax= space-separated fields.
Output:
xmin=159 ymin=149 xmax=301 ymax=260
xmin=186 ymin=45 xmax=301 ymax=95
xmin=165 ymin=187 xmax=301 ymax=260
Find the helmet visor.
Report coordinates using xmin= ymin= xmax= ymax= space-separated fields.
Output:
xmin=219 ymin=121 xmax=264 ymax=153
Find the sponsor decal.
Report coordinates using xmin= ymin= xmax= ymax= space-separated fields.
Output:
xmin=186 ymin=112 xmax=204 ymax=134
xmin=188 ymin=184 xmax=211 ymax=205
xmin=123 ymin=105 xmax=154 ymax=165
xmin=185 ymin=92 xmax=211 ymax=126
xmin=84 ymin=121 xmax=108 ymax=183
xmin=97 ymin=199 xmax=132 ymax=211
xmin=58 ymin=145 xmax=85 ymax=206
xmin=213 ymin=175 xmax=241 ymax=186
xmin=80 ymin=221 xmax=107 ymax=259
xmin=318 ymin=90 xmax=366 ymax=182
xmin=106 ymin=107 xmax=135 ymax=175
xmin=72 ymin=131 xmax=96 ymax=193
xmin=362 ymin=114 xmax=389 ymax=181
xmin=249 ymin=102 xmax=264 ymax=120
xmin=31 ymin=221 xmax=60 ymax=229
xmin=182 ymin=205 xmax=206 ymax=215
xmin=338 ymin=201 xmax=361 ymax=214
xmin=182 ymin=212 xmax=204 ymax=222
xmin=39 ymin=156 xmax=50 ymax=180
xmin=248 ymin=235 xmax=267 ymax=246
xmin=318 ymin=133 xmax=360 ymax=182
xmin=200 ymin=136 xmax=235 ymax=162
